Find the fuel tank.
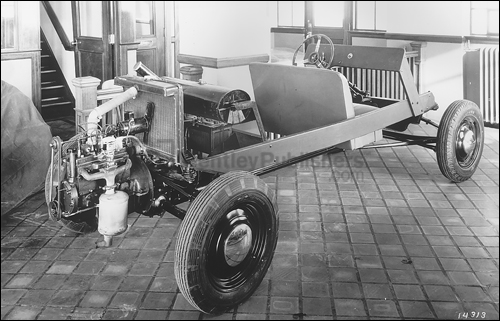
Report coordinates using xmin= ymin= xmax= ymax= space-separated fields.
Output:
xmin=178 ymin=81 xmax=251 ymax=123
xmin=123 ymin=63 xmax=253 ymax=124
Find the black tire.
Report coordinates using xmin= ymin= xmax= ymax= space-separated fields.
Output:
xmin=436 ymin=100 xmax=484 ymax=182
xmin=175 ymin=171 xmax=278 ymax=314
xmin=45 ymin=136 xmax=98 ymax=234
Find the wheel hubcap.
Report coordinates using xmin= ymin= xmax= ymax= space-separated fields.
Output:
xmin=224 ymin=223 xmax=252 ymax=267
xmin=455 ymin=119 xmax=480 ymax=167
xmin=461 ymin=129 xmax=475 ymax=154
xmin=207 ymin=201 xmax=268 ymax=292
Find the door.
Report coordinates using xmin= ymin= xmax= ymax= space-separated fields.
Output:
xmin=72 ymin=1 xmax=113 ymax=87
xmin=72 ymin=1 xmax=167 ymax=86
xmin=114 ymin=1 xmax=166 ymax=77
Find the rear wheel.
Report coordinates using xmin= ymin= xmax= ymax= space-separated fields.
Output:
xmin=175 ymin=171 xmax=278 ymax=314
xmin=436 ymin=100 xmax=484 ymax=182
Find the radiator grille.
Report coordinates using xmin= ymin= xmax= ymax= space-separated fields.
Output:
xmin=464 ymin=47 xmax=499 ymax=126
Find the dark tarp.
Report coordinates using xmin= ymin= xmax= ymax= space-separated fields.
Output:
xmin=1 ymin=80 xmax=52 ymax=216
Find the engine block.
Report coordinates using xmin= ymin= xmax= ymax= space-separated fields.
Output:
xmin=46 ymin=70 xmax=260 ymax=235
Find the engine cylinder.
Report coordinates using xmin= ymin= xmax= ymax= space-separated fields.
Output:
xmin=98 ymin=190 xmax=129 ymax=236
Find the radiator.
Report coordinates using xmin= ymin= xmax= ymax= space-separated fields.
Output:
xmin=115 ymin=76 xmax=184 ymax=161
xmin=338 ymin=67 xmax=407 ymax=100
xmin=335 ymin=51 xmax=420 ymax=101
xmin=464 ymin=47 xmax=499 ymax=126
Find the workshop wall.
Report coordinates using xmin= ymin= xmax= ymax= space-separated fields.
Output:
xmin=353 ymin=1 xmax=472 ymax=122
xmin=387 ymin=1 xmax=467 ymax=122
xmin=177 ymin=1 xmax=275 ymax=99
xmin=384 ymin=1 xmax=468 ymax=36
xmin=37 ymin=0 xmax=495 ymax=123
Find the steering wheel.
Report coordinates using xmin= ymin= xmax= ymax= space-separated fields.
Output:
xmin=292 ymin=34 xmax=335 ymax=69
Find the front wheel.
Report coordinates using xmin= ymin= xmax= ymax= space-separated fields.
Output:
xmin=174 ymin=171 xmax=278 ymax=314
xmin=436 ymin=100 xmax=484 ymax=182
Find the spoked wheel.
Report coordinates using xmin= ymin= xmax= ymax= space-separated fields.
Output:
xmin=45 ymin=135 xmax=98 ymax=234
xmin=175 ymin=171 xmax=278 ymax=314
xmin=436 ymin=100 xmax=484 ymax=182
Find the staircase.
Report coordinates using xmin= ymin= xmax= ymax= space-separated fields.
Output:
xmin=40 ymin=29 xmax=75 ymax=120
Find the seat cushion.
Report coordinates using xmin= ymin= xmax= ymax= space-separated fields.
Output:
xmin=353 ymin=103 xmax=378 ymax=116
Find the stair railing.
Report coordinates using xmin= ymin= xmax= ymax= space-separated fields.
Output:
xmin=41 ymin=1 xmax=74 ymax=51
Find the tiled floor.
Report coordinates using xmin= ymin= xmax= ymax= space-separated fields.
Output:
xmin=1 ymin=120 xmax=498 ymax=320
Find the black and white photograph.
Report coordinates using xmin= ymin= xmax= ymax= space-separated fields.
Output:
xmin=1 ymin=1 xmax=498 ymax=319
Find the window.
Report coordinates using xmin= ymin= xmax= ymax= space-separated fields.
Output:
xmin=136 ymin=1 xmax=154 ymax=37
xmin=354 ymin=1 xmax=376 ymax=30
xmin=470 ymin=1 xmax=499 ymax=36
xmin=79 ymin=1 xmax=103 ymax=38
xmin=313 ymin=1 xmax=343 ymax=28
xmin=1 ymin=1 xmax=17 ymax=50
xmin=353 ymin=1 xmax=386 ymax=31
xmin=276 ymin=1 xmax=347 ymax=29
xmin=277 ymin=1 xmax=304 ymax=27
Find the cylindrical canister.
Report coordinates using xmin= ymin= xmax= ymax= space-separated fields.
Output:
xmin=180 ymin=65 xmax=203 ymax=82
xmin=98 ymin=190 xmax=129 ymax=236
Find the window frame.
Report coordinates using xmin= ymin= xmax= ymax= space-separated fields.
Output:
xmin=1 ymin=1 xmax=18 ymax=52
xmin=276 ymin=1 xmax=305 ymax=28
xmin=470 ymin=1 xmax=499 ymax=36
xmin=353 ymin=0 xmax=376 ymax=31
xmin=135 ymin=0 xmax=155 ymax=38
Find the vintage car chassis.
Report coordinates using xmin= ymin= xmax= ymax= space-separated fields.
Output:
xmin=45 ymin=35 xmax=485 ymax=314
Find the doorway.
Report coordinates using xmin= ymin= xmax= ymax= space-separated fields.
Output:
xmin=72 ymin=1 xmax=171 ymax=86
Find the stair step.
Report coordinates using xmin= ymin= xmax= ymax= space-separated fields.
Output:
xmin=42 ymin=85 xmax=65 ymax=90
xmin=41 ymin=81 xmax=57 ymax=86
xmin=41 ymin=69 xmax=57 ymax=74
xmin=42 ymin=97 xmax=65 ymax=102
xmin=42 ymin=101 xmax=72 ymax=108
xmin=41 ymin=55 xmax=50 ymax=58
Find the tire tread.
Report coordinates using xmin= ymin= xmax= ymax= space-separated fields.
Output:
xmin=175 ymin=171 xmax=277 ymax=313
xmin=436 ymin=100 xmax=484 ymax=182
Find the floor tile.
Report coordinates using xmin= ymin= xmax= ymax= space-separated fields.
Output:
xmin=1 ymin=122 xmax=497 ymax=319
